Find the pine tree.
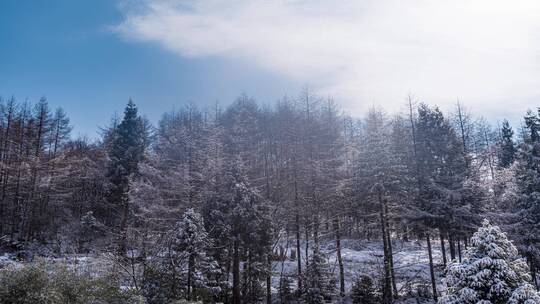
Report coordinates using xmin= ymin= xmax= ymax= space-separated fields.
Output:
xmin=439 ymin=220 xmax=540 ymax=304
xmin=351 ymin=275 xmax=378 ymax=304
xmin=203 ymin=170 xmax=273 ymax=304
xmin=142 ymin=209 xmax=221 ymax=303
xmin=106 ymin=100 xmax=148 ymax=254
xmin=509 ymin=284 xmax=540 ymax=304
xmin=499 ymin=120 xmax=516 ymax=168
xmin=514 ymin=109 xmax=540 ymax=289
xmin=413 ymin=104 xmax=469 ymax=301
xmin=303 ymin=245 xmax=335 ymax=304
xmin=169 ymin=208 xmax=219 ymax=301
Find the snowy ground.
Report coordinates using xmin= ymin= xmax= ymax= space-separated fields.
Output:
xmin=0 ymin=239 xmax=446 ymax=303
xmin=271 ymin=238 xmax=445 ymax=302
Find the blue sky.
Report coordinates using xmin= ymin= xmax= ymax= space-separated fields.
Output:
xmin=2 ymin=0 xmax=539 ymax=137
xmin=0 ymin=0 xmax=298 ymax=137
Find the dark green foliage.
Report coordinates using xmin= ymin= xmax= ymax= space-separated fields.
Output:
xmin=105 ymin=100 xmax=149 ymax=251
xmin=351 ymin=275 xmax=378 ymax=304
xmin=499 ymin=120 xmax=516 ymax=168
xmin=515 ymin=109 xmax=540 ymax=279
xmin=106 ymin=99 xmax=148 ymax=210
xmin=414 ymin=104 xmax=472 ymax=233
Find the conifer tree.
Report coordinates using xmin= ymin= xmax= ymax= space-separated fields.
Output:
xmin=203 ymin=169 xmax=272 ymax=304
xmin=303 ymin=244 xmax=335 ymax=304
xmin=172 ymin=209 xmax=216 ymax=300
xmin=440 ymin=220 xmax=540 ymax=304
xmin=499 ymin=119 xmax=516 ymax=168
xmin=106 ymin=100 xmax=148 ymax=253
xmin=514 ymin=109 xmax=540 ymax=289
xmin=351 ymin=275 xmax=378 ymax=304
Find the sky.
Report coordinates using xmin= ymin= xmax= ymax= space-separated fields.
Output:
xmin=2 ymin=0 xmax=540 ymax=137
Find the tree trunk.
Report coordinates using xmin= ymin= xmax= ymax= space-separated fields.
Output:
xmin=295 ymin=211 xmax=303 ymax=292
xmin=187 ymin=254 xmax=195 ymax=301
xmin=305 ymin=220 xmax=310 ymax=268
xmin=378 ymin=188 xmax=393 ymax=304
xmin=449 ymin=234 xmax=456 ymax=261
xmin=232 ymin=239 xmax=241 ymax=304
xmin=385 ymin=212 xmax=398 ymax=299
xmin=118 ymin=198 xmax=129 ymax=255
xmin=334 ymin=218 xmax=345 ymax=297
xmin=528 ymin=255 xmax=538 ymax=291
xmin=266 ymin=254 xmax=272 ymax=304
xmin=532 ymin=264 xmax=538 ymax=291
xmin=439 ymin=232 xmax=447 ymax=267
xmin=427 ymin=233 xmax=438 ymax=302
xmin=457 ymin=237 xmax=462 ymax=263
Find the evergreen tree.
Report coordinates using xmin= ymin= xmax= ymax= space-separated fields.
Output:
xmin=415 ymin=104 xmax=469 ymax=232
xmin=106 ymin=100 xmax=148 ymax=253
xmin=439 ymin=220 xmax=540 ymax=304
xmin=514 ymin=109 xmax=540 ymax=289
xmin=351 ymin=275 xmax=378 ymax=304
xmin=142 ymin=208 xmax=220 ymax=303
xmin=169 ymin=208 xmax=219 ymax=301
xmin=303 ymin=245 xmax=335 ymax=304
xmin=203 ymin=170 xmax=273 ymax=304
xmin=509 ymin=284 xmax=540 ymax=304
xmin=499 ymin=120 xmax=516 ymax=168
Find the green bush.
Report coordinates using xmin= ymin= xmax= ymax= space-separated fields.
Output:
xmin=0 ymin=260 xmax=142 ymax=304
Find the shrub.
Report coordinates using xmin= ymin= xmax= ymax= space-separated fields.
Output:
xmin=0 ymin=259 xmax=141 ymax=304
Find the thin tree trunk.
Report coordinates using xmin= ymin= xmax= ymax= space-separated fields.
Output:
xmin=334 ymin=218 xmax=345 ymax=297
xmin=427 ymin=233 xmax=438 ymax=302
xmin=295 ymin=211 xmax=302 ymax=292
xmin=378 ymin=188 xmax=393 ymax=304
xmin=533 ymin=267 xmax=538 ymax=291
xmin=449 ymin=234 xmax=456 ymax=261
xmin=385 ymin=208 xmax=398 ymax=299
xmin=187 ymin=254 xmax=194 ymax=301
xmin=528 ymin=255 xmax=538 ymax=291
xmin=118 ymin=198 xmax=129 ymax=255
xmin=266 ymin=254 xmax=272 ymax=304
xmin=232 ymin=239 xmax=241 ymax=304
xmin=305 ymin=220 xmax=310 ymax=268
xmin=439 ymin=232 xmax=447 ymax=267
xmin=457 ymin=237 xmax=462 ymax=263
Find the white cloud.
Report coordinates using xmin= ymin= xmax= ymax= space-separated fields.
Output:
xmin=116 ymin=0 xmax=540 ymax=118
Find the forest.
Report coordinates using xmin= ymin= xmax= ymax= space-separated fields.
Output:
xmin=0 ymin=91 xmax=539 ymax=304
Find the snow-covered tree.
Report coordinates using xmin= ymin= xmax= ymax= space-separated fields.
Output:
xmin=439 ymin=220 xmax=540 ymax=304
xmin=514 ymin=109 xmax=540 ymax=287
xmin=143 ymin=209 xmax=220 ymax=303
xmin=509 ymin=284 xmax=540 ymax=304
xmin=351 ymin=275 xmax=378 ymax=304
xmin=169 ymin=208 xmax=219 ymax=301
xmin=303 ymin=245 xmax=335 ymax=304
